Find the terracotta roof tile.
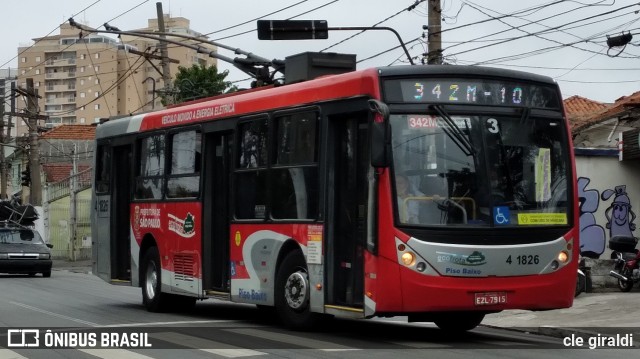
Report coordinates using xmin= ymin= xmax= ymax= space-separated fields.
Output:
xmin=40 ymin=125 xmax=96 ymax=140
xmin=42 ymin=164 xmax=91 ymax=183
xmin=564 ymin=95 xmax=609 ymax=116
xmin=571 ymin=91 xmax=640 ymax=132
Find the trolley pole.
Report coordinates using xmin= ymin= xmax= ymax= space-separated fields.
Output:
xmin=427 ymin=0 xmax=443 ymax=64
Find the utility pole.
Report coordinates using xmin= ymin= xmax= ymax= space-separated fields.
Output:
xmin=25 ymin=78 xmax=42 ymax=205
xmin=427 ymin=0 xmax=443 ymax=64
xmin=156 ymin=2 xmax=172 ymax=102
xmin=0 ymin=87 xmax=6 ymax=200
xmin=69 ymin=144 xmax=77 ymax=261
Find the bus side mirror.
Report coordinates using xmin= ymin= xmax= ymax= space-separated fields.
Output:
xmin=369 ymin=99 xmax=390 ymax=168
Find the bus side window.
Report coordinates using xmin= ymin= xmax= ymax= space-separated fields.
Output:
xmin=270 ymin=112 xmax=319 ymax=220
xmin=167 ymin=130 xmax=201 ymax=198
xmin=95 ymin=144 xmax=111 ymax=193
xmin=135 ymin=134 xmax=165 ymax=200
xmin=234 ymin=119 xmax=268 ymax=220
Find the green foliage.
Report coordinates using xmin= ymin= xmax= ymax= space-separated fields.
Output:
xmin=162 ymin=64 xmax=238 ymax=105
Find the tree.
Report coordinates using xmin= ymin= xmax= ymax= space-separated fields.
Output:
xmin=163 ymin=64 xmax=238 ymax=105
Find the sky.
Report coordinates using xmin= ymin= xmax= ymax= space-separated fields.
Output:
xmin=2 ymin=0 xmax=640 ymax=104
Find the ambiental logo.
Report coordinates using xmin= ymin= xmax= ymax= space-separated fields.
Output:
xmin=436 ymin=250 xmax=487 ymax=266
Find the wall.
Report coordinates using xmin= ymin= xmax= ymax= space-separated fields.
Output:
xmin=47 ymin=188 xmax=92 ymax=260
xmin=576 ymin=153 xmax=640 ymax=260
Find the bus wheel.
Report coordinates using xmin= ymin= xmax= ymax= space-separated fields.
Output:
xmin=141 ymin=247 xmax=170 ymax=312
xmin=275 ymin=251 xmax=319 ymax=330
xmin=434 ymin=312 xmax=485 ymax=332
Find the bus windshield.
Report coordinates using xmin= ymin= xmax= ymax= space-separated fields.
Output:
xmin=390 ymin=110 xmax=570 ymax=228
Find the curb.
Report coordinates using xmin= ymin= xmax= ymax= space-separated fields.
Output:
xmin=482 ymin=324 xmax=640 ymax=349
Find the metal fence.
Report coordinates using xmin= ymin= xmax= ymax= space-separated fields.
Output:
xmin=43 ymin=168 xmax=92 ymax=260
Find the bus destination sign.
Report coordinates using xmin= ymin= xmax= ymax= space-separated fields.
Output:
xmin=384 ymin=79 xmax=560 ymax=109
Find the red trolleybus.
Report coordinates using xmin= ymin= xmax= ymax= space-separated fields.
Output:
xmin=92 ymin=64 xmax=578 ymax=331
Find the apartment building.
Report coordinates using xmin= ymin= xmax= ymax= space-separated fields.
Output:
xmin=0 ymin=68 xmax=18 ymax=138
xmin=15 ymin=15 xmax=217 ymax=137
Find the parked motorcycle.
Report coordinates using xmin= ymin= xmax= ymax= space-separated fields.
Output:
xmin=575 ymin=256 xmax=587 ymax=297
xmin=608 ymin=236 xmax=640 ymax=292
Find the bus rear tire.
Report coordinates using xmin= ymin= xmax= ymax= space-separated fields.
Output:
xmin=275 ymin=250 xmax=319 ymax=330
xmin=434 ymin=312 xmax=485 ymax=332
xmin=141 ymin=247 xmax=170 ymax=312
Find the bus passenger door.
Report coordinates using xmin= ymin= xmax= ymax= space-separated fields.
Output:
xmin=327 ymin=113 xmax=368 ymax=308
xmin=202 ymin=132 xmax=232 ymax=292
xmin=110 ymin=145 xmax=132 ymax=282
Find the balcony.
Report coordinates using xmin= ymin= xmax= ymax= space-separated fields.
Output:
xmin=45 ymin=58 xmax=76 ymax=67
xmin=44 ymin=84 xmax=76 ymax=92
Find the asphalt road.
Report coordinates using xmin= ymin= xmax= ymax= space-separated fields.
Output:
xmin=0 ymin=270 xmax=635 ymax=358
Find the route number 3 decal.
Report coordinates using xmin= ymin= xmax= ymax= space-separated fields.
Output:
xmin=487 ymin=118 xmax=499 ymax=134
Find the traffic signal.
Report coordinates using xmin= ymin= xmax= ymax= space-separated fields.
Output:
xmin=21 ymin=166 xmax=30 ymax=187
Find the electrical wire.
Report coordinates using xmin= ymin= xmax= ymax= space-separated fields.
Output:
xmin=211 ymin=0 xmax=342 ymax=41
xmin=0 ymin=0 xmax=102 ymax=70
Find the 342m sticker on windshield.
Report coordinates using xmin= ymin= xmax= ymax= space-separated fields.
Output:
xmin=407 ymin=115 xmax=471 ymax=129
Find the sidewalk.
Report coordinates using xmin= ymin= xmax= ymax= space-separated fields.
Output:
xmin=52 ymin=259 xmax=92 ymax=274
xmin=483 ymin=291 xmax=640 ymax=347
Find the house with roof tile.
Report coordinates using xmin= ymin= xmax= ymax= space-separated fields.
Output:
xmin=4 ymin=125 xmax=96 ymax=259
xmin=564 ymin=93 xmax=640 ymax=260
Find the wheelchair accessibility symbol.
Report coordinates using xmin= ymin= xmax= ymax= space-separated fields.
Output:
xmin=493 ymin=206 xmax=510 ymax=225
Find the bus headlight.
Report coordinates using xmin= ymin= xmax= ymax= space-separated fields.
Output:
xmin=401 ymin=252 xmax=415 ymax=266
xmin=557 ymin=251 xmax=569 ymax=263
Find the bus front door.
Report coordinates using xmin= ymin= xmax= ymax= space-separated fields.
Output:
xmin=327 ymin=113 xmax=368 ymax=308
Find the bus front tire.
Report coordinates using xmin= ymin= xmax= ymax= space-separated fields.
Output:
xmin=275 ymin=251 xmax=319 ymax=330
xmin=141 ymin=247 xmax=170 ymax=312
xmin=434 ymin=312 xmax=485 ymax=332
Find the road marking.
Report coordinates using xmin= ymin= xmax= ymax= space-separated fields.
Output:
xmin=9 ymin=302 xmax=99 ymax=327
xmin=224 ymin=328 xmax=356 ymax=350
xmin=101 ymin=320 xmax=233 ymax=327
xmin=0 ymin=349 xmax=28 ymax=359
xmin=151 ymin=332 xmax=266 ymax=357
xmin=78 ymin=349 xmax=154 ymax=359
xmin=389 ymin=341 xmax=450 ymax=349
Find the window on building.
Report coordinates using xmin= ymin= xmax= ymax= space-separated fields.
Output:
xmin=95 ymin=53 xmax=100 ymax=59
xmin=95 ymin=79 xmax=99 ymax=85
xmin=167 ymin=130 xmax=201 ymax=198
xmin=80 ymin=92 xmax=85 ymax=98
xmin=94 ymin=66 xmax=99 ymax=72
xmin=81 ymin=54 xmax=86 ymax=60
xmin=95 ymin=91 xmax=100 ymax=98
xmin=35 ymin=69 xmax=40 ymax=75
xmin=94 ymin=104 xmax=100 ymax=110
xmin=135 ymin=134 xmax=165 ymax=200
xmin=80 ymin=118 xmax=86 ymax=123
xmin=21 ymin=57 xmax=26 ymax=63
xmin=80 ymin=79 xmax=85 ymax=86
xmin=35 ymin=56 xmax=41 ymax=62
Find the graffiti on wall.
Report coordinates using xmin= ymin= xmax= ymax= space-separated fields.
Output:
xmin=578 ymin=177 xmax=606 ymax=258
xmin=578 ymin=177 xmax=637 ymax=258
xmin=601 ymin=185 xmax=636 ymax=239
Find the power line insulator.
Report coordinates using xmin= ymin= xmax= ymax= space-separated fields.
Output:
xmin=606 ymin=32 xmax=632 ymax=48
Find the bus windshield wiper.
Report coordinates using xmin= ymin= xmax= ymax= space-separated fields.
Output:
xmin=430 ymin=105 xmax=476 ymax=156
